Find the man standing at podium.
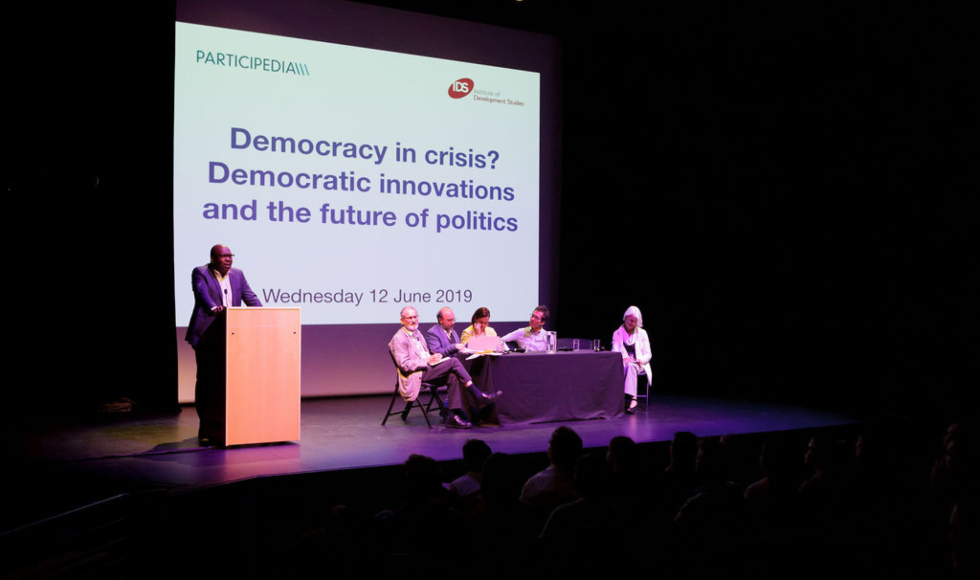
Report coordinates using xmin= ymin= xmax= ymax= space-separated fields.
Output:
xmin=186 ymin=244 xmax=262 ymax=445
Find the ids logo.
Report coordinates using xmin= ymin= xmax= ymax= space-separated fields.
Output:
xmin=448 ymin=78 xmax=473 ymax=99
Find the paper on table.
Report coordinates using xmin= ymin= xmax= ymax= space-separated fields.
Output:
xmin=466 ymin=351 xmax=503 ymax=360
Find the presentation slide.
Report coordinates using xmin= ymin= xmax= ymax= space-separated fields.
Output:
xmin=172 ymin=0 xmax=559 ymax=399
xmin=173 ymin=21 xmax=541 ymax=326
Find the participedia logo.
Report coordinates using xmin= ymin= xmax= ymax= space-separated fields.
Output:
xmin=448 ymin=78 xmax=473 ymax=99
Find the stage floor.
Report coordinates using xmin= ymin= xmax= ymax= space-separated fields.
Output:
xmin=5 ymin=393 xmax=856 ymax=533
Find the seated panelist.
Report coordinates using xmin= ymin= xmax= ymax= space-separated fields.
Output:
xmin=460 ymin=306 xmax=498 ymax=346
xmin=425 ymin=307 xmax=463 ymax=358
xmin=499 ymin=305 xmax=550 ymax=351
xmin=611 ymin=305 xmax=652 ymax=414
xmin=389 ymin=306 xmax=500 ymax=429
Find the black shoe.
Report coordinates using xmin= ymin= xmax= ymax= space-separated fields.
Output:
xmin=471 ymin=386 xmax=503 ymax=404
xmin=446 ymin=414 xmax=473 ymax=429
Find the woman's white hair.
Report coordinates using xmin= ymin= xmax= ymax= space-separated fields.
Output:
xmin=623 ymin=305 xmax=643 ymax=328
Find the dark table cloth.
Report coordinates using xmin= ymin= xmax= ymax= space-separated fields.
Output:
xmin=467 ymin=350 xmax=625 ymax=424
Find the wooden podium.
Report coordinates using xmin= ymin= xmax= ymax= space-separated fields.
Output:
xmin=224 ymin=307 xmax=301 ymax=446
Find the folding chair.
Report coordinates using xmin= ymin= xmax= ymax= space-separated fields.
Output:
xmin=634 ymin=368 xmax=652 ymax=409
xmin=381 ymin=358 xmax=448 ymax=427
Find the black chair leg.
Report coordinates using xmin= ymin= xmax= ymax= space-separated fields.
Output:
xmin=427 ymin=386 xmax=448 ymax=420
xmin=382 ymin=380 xmax=437 ymax=429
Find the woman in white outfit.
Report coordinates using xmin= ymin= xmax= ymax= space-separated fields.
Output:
xmin=611 ymin=305 xmax=652 ymax=413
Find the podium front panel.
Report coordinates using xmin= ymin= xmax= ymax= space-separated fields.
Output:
xmin=225 ymin=308 xmax=301 ymax=445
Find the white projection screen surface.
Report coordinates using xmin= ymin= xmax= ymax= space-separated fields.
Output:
xmin=173 ymin=0 xmax=561 ymax=400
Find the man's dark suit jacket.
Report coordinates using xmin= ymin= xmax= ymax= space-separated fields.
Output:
xmin=425 ymin=324 xmax=460 ymax=357
xmin=185 ymin=265 xmax=262 ymax=348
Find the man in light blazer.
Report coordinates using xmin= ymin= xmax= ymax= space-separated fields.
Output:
xmin=186 ymin=244 xmax=262 ymax=444
xmin=389 ymin=306 xmax=499 ymax=429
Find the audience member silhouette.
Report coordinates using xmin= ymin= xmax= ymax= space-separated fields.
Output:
xmin=652 ymin=431 xmax=699 ymax=531
xmin=539 ymin=453 xmax=620 ymax=576
xmin=743 ymin=436 xmax=804 ymax=577
xmin=520 ymin=426 xmax=583 ymax=524
xmin=376 ymin=454 xmax=467 ymax=576
xmin=672 ymin=436 xmax=747 ymax=579
xmin=466 ymin=452 xmax=538 ymax=579
xmin=450 ymin=438 xmax=493 ymax=515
